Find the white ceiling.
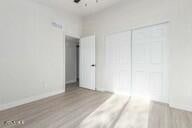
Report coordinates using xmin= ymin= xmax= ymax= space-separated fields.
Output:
xmin=32 ymin=0 xmax=124 ymax=16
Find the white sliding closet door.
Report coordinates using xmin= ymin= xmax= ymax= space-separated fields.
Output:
xmin=132 ymin=24 xmax=167 ymax=102
xmin=105 ymin=31 xmax=132 ymax=95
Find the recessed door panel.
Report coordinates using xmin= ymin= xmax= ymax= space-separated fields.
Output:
xmin=151 ymin=43 xmax=162 ymax=64
xmin=133 ymin=71 xmax=147 ymax=95
xmin=149 ymin=72 xmax=162 ymax=97
xmin=133 ymin=44 xmax=146 ymax=64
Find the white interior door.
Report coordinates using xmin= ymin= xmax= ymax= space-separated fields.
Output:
xmin=132 ymin=24 xmax=167 ymax=102
xmin=105 ymin=31 xmax=132 ymax=95
xmin=80 ymin=35 xmax=95 ymax=90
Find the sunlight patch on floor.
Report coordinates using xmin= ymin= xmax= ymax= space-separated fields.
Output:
xmin=78 ymin=96 xmax=151 ymax=128
xmin=114 ymin=97 xmax=150 ymax=128
xmin=78 ymin=95 xmax=129 ymax=128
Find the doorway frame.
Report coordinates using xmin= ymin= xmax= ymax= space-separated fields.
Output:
xmin=63 ymin=34 xmax=80 ymax=92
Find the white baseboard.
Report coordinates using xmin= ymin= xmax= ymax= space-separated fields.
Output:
xmin=66 ymin=80 xmax=77 ymax=84
xmin=0 ymin=90 xmax=65 ymax=111
xmin=1 ymin=89 xmax=192 ymax=113
xmin=170 ymin=103 xmax=192 ymax=112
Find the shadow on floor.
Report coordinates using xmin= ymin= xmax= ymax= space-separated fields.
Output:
xmin=66 ymin=82 xmax=79 ymax=92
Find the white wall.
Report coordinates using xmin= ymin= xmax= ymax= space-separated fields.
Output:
xmin=83 ymin=0 xmax=192 ymax=111
xmin=65 ymin=38 xmax=79 ymax=84
xmin=0 ymin=0 xmax=82 ymax=109
xmin=169 ymin=0 xmax=192 ymax=111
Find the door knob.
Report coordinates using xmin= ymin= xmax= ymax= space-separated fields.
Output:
xmin=91 ymin=64 xmax=95 ymax=67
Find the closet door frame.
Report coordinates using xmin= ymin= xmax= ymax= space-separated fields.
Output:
xmin=104 ymin=22 xmax=169 ymax=103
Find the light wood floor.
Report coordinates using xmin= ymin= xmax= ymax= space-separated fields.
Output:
xmin=0 ymin=85 xmax=192 ymax=128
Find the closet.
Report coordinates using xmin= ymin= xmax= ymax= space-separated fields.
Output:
xmin=105 ymin=23 xmax=168 ymax=102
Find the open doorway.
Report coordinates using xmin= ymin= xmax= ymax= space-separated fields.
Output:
xmin=65 ymin=35 xmax=80 ymax=92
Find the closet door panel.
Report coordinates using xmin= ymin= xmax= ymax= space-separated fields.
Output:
xmin=105 ymin=31 xmax=132 ymax=95
xmin=132 ymin=24 xmax=167 ymax=102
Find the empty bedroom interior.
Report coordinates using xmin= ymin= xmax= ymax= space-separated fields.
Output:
xmin=0 ymin=0 xmax=192 ymax=128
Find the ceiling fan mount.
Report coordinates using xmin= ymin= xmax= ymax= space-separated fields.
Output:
xmin=74 ymin=0 xmax=81 ymax=3
xmin=74 ymin=0 xmax=99 ymax=7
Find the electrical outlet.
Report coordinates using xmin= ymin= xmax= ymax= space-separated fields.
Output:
xmin=40 ymin=80 xmax=47 ymax=89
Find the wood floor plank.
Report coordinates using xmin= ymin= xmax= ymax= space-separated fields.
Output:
xmin=0 ymin=89 xmax=94 ymax=121
xmin=0 ymin=84 xmax=192 ymax=128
